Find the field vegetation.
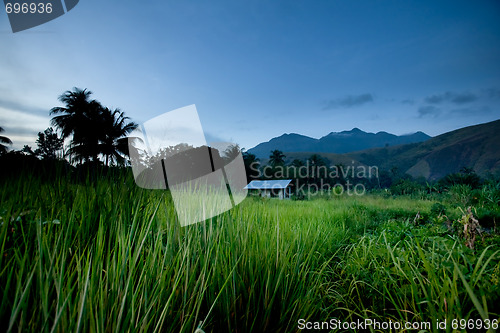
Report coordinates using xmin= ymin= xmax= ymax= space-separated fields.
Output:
xmin=1 ymin=162 xmax=499 ymax=332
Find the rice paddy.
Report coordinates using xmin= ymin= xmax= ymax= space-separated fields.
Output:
xmin=1 ymin=169 xmax=499 ymax=332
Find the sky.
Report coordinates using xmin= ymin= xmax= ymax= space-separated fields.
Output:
xmin=1 ymin=0 xmax=500 ymax=151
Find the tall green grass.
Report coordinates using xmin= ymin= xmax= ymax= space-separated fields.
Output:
xmin=1 ymin=171 xmax=498 ymax=332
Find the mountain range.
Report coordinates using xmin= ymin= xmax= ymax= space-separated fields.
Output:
xmin=248 ymin=119 xmax=500 ymax=180
xmin=249 ymin=129 xmax=430 ymax=159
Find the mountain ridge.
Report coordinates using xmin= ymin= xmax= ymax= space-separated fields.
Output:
xmin=248 ymin=128 xmax=431 ymax=158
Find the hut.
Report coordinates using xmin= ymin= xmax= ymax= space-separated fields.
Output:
xmin=244 ymin=179 xmax=292 ymax=199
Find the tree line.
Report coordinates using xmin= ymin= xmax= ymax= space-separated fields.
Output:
xmin=0 ymin=87 xmax=137 ymax=166
xmin=242 ymin=149 xmax=497 ymax=195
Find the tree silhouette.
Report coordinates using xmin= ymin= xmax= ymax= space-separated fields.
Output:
xmin=291 ymin=159 xmax=305 ymax=167
xmin=50 ymin=87 xmax=137 ymax=165
xmin=308 ymin=154 xmax=328 ymax=184
xmin=269 ymin=150 xmax=285 ymax=167
xmin=35 ymin=127 xmax=64 ymax=160
xmin=50 ymin=88 xmax=100 ymax=163
xmin=222 ymin=144 xmax=241 ymax=162
xmin=242 ymin=150 xmax=260 ymax=182
xmin=308 ymin=154 xmax=327 ymax=167
xmin=0 ymin=126 xmax=12 ymax=155
xmin=98 ymin=107 xmax=138 ymax=166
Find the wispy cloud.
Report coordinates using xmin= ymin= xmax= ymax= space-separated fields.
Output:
xmin=450 ymin=106 xmax=492 ymax=116
xmin=322 ymin=93 xmax=374 ymax=110
xmin=424 ymin=91 xmax=477 ymax=105
xmin=482 ymin=88 xmax=500 ymax=100
xmin=415 ymin=87 xmax=500 ymax=120
xmin=418 ymin=105 xmax=441 ymax=118
xmin=0 ymin=98 xmax=49 ymax=116
xmin=0 ymin=99 xmax=51 ymax=149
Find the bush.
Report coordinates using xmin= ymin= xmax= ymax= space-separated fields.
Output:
xmin=447 ymin=184 xmax=473 ymax=206
xmin=430 ymin=202 xmax=447 ymax=217
xmin=390 ymin=178 xmax=424 ymax=196
xmin=477 ymin=183 xmax=500 ymax=208
xmin=439 ymin=167 xmax=481 ymax=189
xmin=475 ymin=207 xmax=500 ymax=229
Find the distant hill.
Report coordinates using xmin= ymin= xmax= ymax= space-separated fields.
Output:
xmin=347 ymin=119 xmax=500 ymax=180
xmin=248 ymin=128 xmax=430 ymax=159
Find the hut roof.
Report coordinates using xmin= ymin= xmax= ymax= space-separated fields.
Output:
xmin=244 ymin=179 xmax=292 ymax=190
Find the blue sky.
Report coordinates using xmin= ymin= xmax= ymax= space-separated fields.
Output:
xmin=1 ymin=0 xmax=500 ymax=151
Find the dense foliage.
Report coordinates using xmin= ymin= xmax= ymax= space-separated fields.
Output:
xmin=0 ymin=164 xmax=499 ymax=332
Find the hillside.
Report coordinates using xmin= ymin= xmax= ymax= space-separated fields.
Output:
xmin=347 ymin=119 xmax=500 ymax=179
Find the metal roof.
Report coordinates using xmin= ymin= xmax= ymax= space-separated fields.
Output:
xmin=244 ymin=179 xmax=292 ymax=190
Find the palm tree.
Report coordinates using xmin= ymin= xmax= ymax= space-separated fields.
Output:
xmin=98 ymin=107 xmax=138 ymax=166
xmin=50 ymin=88 xmax=93 ymax=138
xmin=308 ymin=154 xmax=328 ymax=183
xmin=242 ymin=150 xmax=260 ymax=181
xmin=291 ymin=159 xmax=305 ymax=167
xmin=0 ymin=126 xmax=12 ymax=155
xmin=222 ymin=144 xmax=241 ymax=161
xmin=50 ymin=87 xmax=101 ymax=163
xmin=269 ymin=150 xmax=285 ymax=167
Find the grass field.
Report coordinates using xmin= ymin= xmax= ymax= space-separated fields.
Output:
xmin=1 ymin=170 xmax=499 ymax=332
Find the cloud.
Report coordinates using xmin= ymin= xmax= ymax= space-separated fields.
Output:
xmin=451 ymin=92 xmax=477 ymax=104
xmin=450 ymin=106 xmax=492 ymax=116
xmin=482 ymin=88 xmax=500 ymax=100
xmin=322 ymin=93 xmax=374 ymax=110
xmin=424 ymin=91 xmax=477 ymax=105
xmin=0 ymin=99 xmax=51 ymax=150
xmin=0 ymin=98 xmax=49 ymax=116
xmin=424 ymin=95 xmax=445 ymax=104
xmin=418 ymin=105 xmax=441 ymax=118
xmin=401 ymin=99 xmax=415 ymax=105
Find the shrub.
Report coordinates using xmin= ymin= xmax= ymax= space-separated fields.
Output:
xmin=439 ymin=167 xmax=481 ymax=189
xmin=475 ymin=207 xmax=500 ymax=229
xmin=477 ymin=183 xmax=500 ymax=208
xmin=430 ymin=202 xmax=447 ymax=217
xmin=448 ymin=184 xmax=473 ymax=206
xmin=390 ymin=179 xmax=424 ymax=196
